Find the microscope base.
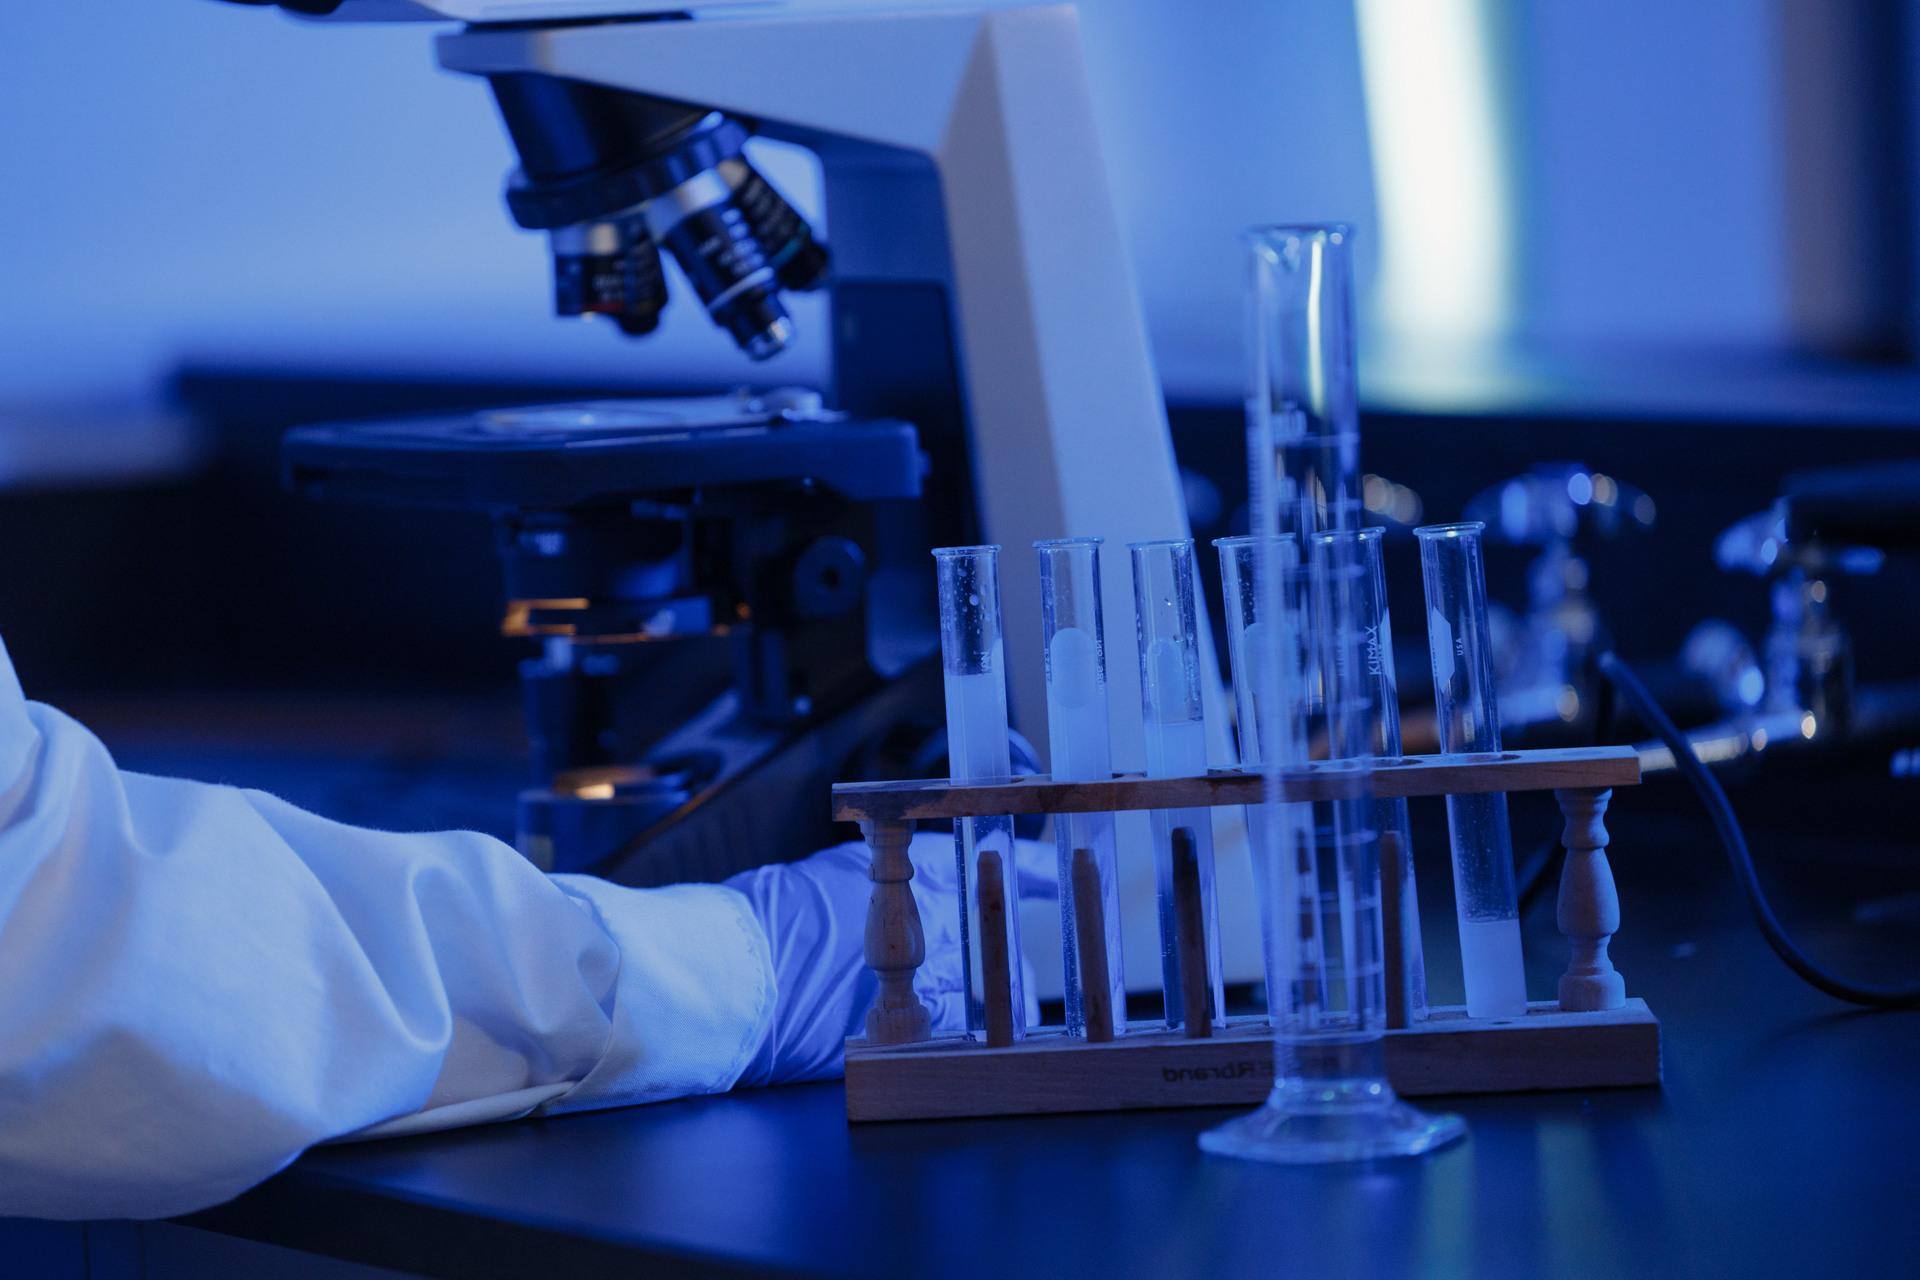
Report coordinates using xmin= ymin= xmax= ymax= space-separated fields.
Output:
xmin=555 ymin=660 xmax=943 ymax=888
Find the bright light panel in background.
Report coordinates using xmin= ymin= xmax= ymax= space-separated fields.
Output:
xmin=1354 ymin=0 xmax=1515 ymax=348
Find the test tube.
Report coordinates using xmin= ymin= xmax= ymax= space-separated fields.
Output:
xmin=1214 ymin=533 xmax=1315 ymax=1023
xmin=1320 ymin=527 xmax=1429 ymax=1026
xmin=1129 ymin=539 xmax=1226 ymax=1033
xmin=933 ymin=545 xmax=1027 ymax=1044
xmin=1416 ymin=521 xmax=1528 ymax=1019
xmin=1036 ymin=538 xmax=1126 ymax=1041
xmin=1308 ymin=529 xmax=1383 ymax=1028
xmin=1202 ymin=224 xmax=1461 ymax=1163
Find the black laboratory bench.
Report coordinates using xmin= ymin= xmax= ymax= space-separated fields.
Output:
xmin=0 ymin=702 xmax=1915 ymax=1277
xmin=138 ymin=790 xmax=1919 ymax=1278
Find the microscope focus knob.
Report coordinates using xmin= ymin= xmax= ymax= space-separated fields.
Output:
xmin=792 ymin=538 xmax=867 ymax=620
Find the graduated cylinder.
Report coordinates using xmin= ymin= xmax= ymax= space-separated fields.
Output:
xmin=1418 ymin=522 xmax=1528 ymax=1019
xmin=1331 ymin=526 xmax=1429 ymax=1027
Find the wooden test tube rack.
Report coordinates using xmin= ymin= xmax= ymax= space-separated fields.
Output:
xmin=834 ymin=746 xmax=1661 ymax=1123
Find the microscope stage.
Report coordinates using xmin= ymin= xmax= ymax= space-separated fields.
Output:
xmin=282 ymin=391 xmax=923 ymax=512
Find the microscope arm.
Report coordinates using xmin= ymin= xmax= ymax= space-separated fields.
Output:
xmin=439 ymin=6 xmax=1225 ymax=769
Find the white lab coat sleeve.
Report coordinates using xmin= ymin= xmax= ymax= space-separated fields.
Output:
xmin=0 ymin=639 xmax=776 ymax=1222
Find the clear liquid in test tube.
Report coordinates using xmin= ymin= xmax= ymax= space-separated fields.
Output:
xmin=1036 ymin=538 xmax=1126 ymax=1040
xmin=934 ymin=545 xmax=1027 ymax=1042
xmin=1130 ymin=539 xmax=1226 ymax=1031
xmin=1416 ymin=521 xmax=1528 ymax=1019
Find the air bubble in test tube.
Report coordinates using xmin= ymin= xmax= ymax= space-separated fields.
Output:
xmin=1036 ymin=538 xmax=1126 ymax=1041
xmin=933 ymin=545 xmax=1026 ymax=1043
xmin=1129 ymin=539 xmax=1226 ymax=1032
xmin=1416 ymin=521 xmax=1528 ymax=1020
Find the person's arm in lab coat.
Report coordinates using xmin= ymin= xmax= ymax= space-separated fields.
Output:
xmin=0 ymin=636 xmax=1038 ymax=1221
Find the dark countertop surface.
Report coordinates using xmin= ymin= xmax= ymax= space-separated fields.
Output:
xmin=175 ymin=789 xmax=1920 ymax=1279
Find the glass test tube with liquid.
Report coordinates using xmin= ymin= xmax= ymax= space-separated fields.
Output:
xmin=1036 ymin=538 xmax=1127 ymax=1040
xmin=1130 ymin=539 xmax=1226 ymax=1031
xmin=934 ymin=545 xmax=1027 ymax=1042
xmin=1325 ymin=527 xmax=1429 ymax=1026
xmin=1416 ymin=522 xmax=1528 ymax=1019
xmin=1215 ymin=533 xmax=1316 ymax=1023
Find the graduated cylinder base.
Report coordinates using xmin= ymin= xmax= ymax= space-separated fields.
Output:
xmin=1198 ymin=1037 xmax=1466 ymax=1165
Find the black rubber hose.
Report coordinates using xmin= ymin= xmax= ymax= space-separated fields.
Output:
xmin=1597 ymin=651 xmax=1920 ymax=1009
xmin=1516 ymin=839 xmax=1559 ymax=912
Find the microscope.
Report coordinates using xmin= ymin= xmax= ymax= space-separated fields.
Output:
xmin=231 ymin=0 xmax=1210 ymax=886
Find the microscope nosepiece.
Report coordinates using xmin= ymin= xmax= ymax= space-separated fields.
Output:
xmin=488 ymin=75 xmax=826 ymax=360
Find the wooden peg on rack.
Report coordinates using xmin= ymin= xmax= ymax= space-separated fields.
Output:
xmin=1070 ymin=847 xmax=1116 ymax=1042
xmin=1172 ymin=827 xmax=1214 ymax=1039
xmin=1380 ymin=829 xmax=1412 ymax=1030
xmin=860 ymin=819 xmax=932 ymax=1045
xmin=977 ymin=846 xmax=1016 ymax=1047
xmin=1553 ymin=787 xmax=1627 ymax=1012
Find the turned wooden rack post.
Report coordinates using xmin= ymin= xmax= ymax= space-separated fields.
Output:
xmin=835 ymin=746 xmax=1644 ymax=1051
xmin=1553 ymin=787 xmax=1627 ymax=1011
xmin=859 ymin=818 xmax=931 ymax=1045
